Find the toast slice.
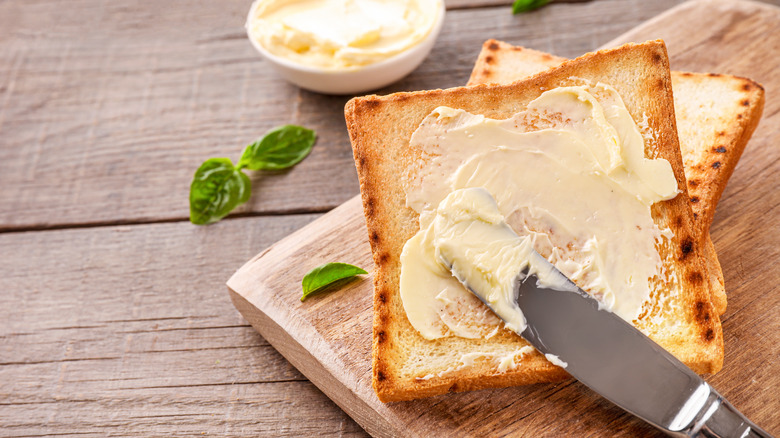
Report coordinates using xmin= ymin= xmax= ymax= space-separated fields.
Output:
xmin=468 ymin=39 xmax=765 ymax=315
xmin=345 ymin=40 xmax=724 ymax=402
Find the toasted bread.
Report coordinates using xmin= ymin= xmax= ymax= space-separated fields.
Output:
xmin=345 ymin=40 xmax=724 ymax=402
xmin=468 ymin=39 xmax=765 ymax=315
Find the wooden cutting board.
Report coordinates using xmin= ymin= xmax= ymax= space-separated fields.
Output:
xmin=227 ymin=1 xmax=780 ymax=436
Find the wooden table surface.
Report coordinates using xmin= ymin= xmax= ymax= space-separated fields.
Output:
xmin=1 ymin=1 xmax=777 ymax=436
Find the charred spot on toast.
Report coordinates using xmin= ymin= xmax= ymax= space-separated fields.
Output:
xmin=688 ymin=272 xmax=704 ymax=285
xmin=736 ymin=113 xmax=743 ymax=120
xmin=378 ymin=290 xmax=387 ymax=304
xmin=740 ymin=99 xmax=751 ymax=107
xmin=715 ymin=146 xmax=727 ymax=153
xmin=362 ymin=98 xmax=382 ymax=109
xmin=690 ymin=196 xmax=700 ymax=204
xmin=688 ymin=179 xmax=700 ymax=188
xmin=708 ymin=73 xmax=721 ymax=77
xmin=448 ymin=383 xmax=459 ymax=393
xmin=694 ymin=300 xmax=711 ymax=325
xmin=703 ymin=328 xmax=715 ymax=342
xmin=377 ymin=330 xmax=386 ymax=343
xmin=693 ymin=212 xmax=699 ymax=219
xmin=681 ymin=72 xmax=693 ymax=77
xmin=365 ymin=197 xmax=375 ymax=217
xmin=370 ymin=230 xmax=380 ymax=244
xmin=679 ymin=238 xmax=694 ymax=260
xmin=674 ymin=216 xmax=684 ymax=228
xmin=651 ymin=52 xmax=663 ymax=64
xmin=485 ymin=55 xmax=495 ymax=65
xmin=481 ymin=69 xmax=492 ymax=78
xmin=711 ymin=161 xmax=722 ymax=169
xmin=376 ymin=370 xmax=387 ymax=381
xmin=378 ymin=252 xmax=390 ymax=265
xmin=717 ymin=131 xmax=725 ymax=137
xmin=488 ymin=41 xmax=499 ymax=51
xmin=356 ymin=152 xmax=368 ymax=169
xmin=741 ymin=82 xmax=753 ymax=91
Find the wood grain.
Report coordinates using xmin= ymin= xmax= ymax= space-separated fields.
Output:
xmin=0 ymin=215 xmax=368 ymax=437
xmin=228 ymin=1 xmax=780 ymax=436
xmin=2 ymin=1 xmax=778 ymax=437
xmin=0 ymin=0 xmax=683 ymax=231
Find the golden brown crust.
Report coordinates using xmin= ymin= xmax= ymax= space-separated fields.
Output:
xmin=467 ymin=39 xmax=568 ymax=86
xmin=346 ymin=40 xmax=723 ymax=402
xmin=673 ymin=72 xmax=766 ymax=234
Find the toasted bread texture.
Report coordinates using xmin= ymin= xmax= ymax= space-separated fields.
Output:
xmin=345 ymin=40 xmax=724 ymax=402
xmin=468 ymin=39 xmax=765 ymax=316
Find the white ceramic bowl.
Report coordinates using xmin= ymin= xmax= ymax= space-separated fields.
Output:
xmin=246 ymin=1 xmax=446 ymax=95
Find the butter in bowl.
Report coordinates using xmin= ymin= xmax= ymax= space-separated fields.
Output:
xmin=246 ymin=0 xmax=445 ymax=94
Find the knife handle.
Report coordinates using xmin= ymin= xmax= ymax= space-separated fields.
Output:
xmin=687 ymin=389 xmax=773 ymax=438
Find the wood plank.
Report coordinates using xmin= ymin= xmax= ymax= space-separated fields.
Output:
xmin=446 ymin=0 xmax=594 ymax=10
xmin=227 ymin=1 xmax=780 ymax=436
xmin=0 ymin=216 xmax=366 ymax=437
xmin=0 ymin=0 xmax=683 ymax=230
xmin=2 ymin=383 xmax=366 ymax=437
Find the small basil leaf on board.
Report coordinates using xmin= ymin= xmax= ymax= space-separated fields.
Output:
xmin=238 ymin=125 xmax=316 ymax=171
xmin=301 ymin=263 xmax=368 ymax=301
xmin=189 ymin=158 xmax=252 ymax=225
xmin=512 ymin=0 xmax=550 ymax=14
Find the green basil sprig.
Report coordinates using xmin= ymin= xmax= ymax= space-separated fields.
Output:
xmin=189 ymin=125 xmax=316 ymax=225
xmin=301 ymin=263 xmax=367 ymax=302
xmin=189 ymin=158 xmax=251 ymax=225
xmin=512 ymin=0 xmax=550 ymax=14
xmin=238 ymin=125 xmax=316 ymax=171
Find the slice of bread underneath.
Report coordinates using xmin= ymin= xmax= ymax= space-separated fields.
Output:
xmin=345 ymin=40 xmax=724 ymax=402
xmin=468 ymin=39 xmax=766 ymax=316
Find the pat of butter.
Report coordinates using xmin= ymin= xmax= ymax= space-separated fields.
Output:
xmin=400 ymin=83 xmax=679 ymax=341
xmin=431 ymin=188 xmax=574 ymax=334
xmin=545 ymin=353 xmax=568 ymax=369
xmin=247 ymin=0 xmax=442 ymax=70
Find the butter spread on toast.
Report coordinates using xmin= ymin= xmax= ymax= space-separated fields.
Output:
xmin=399 ymin=85 xmax=679 ymax=341
xmin=432 ymin=187 xmax=576 ymax=334
xmin=416 ymin=345 xmax=537 ymax=380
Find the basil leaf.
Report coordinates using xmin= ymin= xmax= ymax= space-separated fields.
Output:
xmin=512 ymin=0 xmax=550 ymax=14
xmin=189 ymin=158 xmax=251 ymax=225
xmin=238 ymin=125 xmax=316 ymax=171
xmin=301 ymin=263 xmax=367 ymax=301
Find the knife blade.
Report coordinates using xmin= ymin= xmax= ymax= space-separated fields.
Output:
xmin=456 ymin=251 xmax=772 ymax=437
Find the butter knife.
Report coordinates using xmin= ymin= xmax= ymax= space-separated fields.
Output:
xmin=453 ymin=252 xmax=772 ymax=437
